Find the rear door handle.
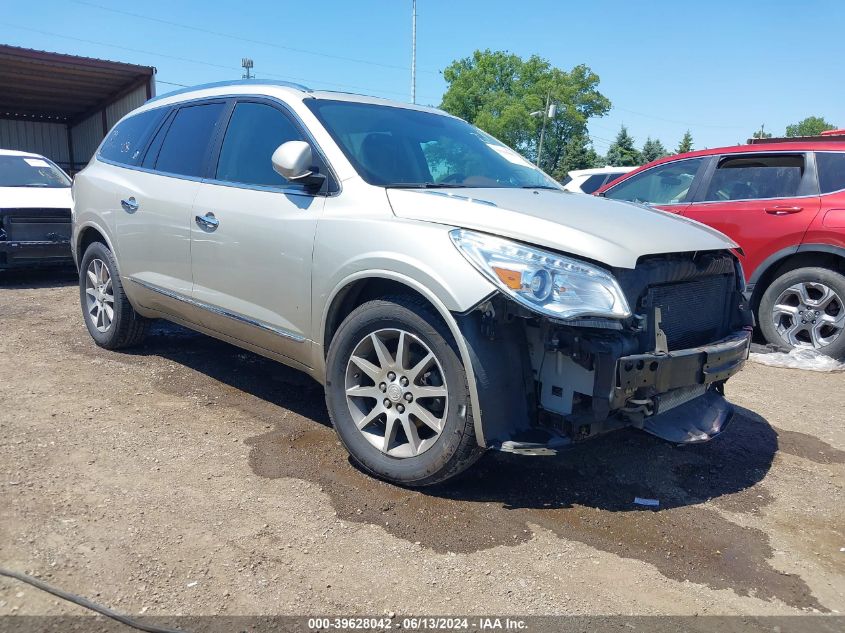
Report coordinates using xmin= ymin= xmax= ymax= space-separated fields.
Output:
xmin=195 ymin=212 xmax=219 ymax=231
xmin=120 ymin=197 xmax=139 ymax=213
xmin=764 ymin=205 xmax=803 ymax=215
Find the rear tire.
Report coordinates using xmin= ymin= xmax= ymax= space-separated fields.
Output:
xmin=325 ymin=296 xmax=483 ymax=486
xmin=79 ymin=241 xmax=149 ymax=350
xmin=758 ymin=266 xmax=845 ymax=359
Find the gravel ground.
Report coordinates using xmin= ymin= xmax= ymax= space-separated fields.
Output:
xmin=0 ymin=270 xmax=843 ymax=620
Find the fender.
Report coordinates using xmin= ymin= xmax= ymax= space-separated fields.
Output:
xmin=318 ymin=269 xmax=493 ymax=448
xmin=72 ymin=219 xmax=117 ymax=268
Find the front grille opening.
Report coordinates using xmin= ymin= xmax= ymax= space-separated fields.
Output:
xmin=647 ymin=275 xmax=733 ymax=350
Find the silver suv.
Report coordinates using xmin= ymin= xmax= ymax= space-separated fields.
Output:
xmin=72 ymin=80 xmax=753 ymax=486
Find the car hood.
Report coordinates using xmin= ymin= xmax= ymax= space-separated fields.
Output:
xmin=386 ymin=187 xmax=737 ymax=269
xmin=0 ymin=186 xmax=73 ymax=209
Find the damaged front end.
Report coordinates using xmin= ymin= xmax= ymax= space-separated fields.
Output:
xmin=456 ymin=249 xmax=753 ymax=454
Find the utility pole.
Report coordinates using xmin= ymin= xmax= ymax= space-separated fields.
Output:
xmin=242 ymin=58 xmax=254 ymax=80
xmin=411 ymin=0 xmax=417 ymax=104
xmin=536 ymin=91 xmax=556 ymax=168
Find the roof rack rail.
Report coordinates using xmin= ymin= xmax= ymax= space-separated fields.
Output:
xmin=748 ymin=130 xmax=845 ymax=144
xmin=148 ymin=79 xmax=311 ymax=103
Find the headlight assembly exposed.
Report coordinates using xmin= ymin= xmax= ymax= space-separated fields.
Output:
xmin=450 ymin=229 xmax=631 ymax=320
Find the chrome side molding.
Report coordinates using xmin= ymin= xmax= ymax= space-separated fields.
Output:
xmin=127 ymin=277 xmax=306 ymax=343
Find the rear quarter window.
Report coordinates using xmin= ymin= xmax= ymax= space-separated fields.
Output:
xmin=817 ymin=152 xmax=845 ymax=194
xmin=99 ymin=108 xmax=167 ymax=166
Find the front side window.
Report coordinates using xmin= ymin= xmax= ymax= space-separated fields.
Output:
xmin=99 ymin=108 xmax=166 ymax=166
xmin=306 ymin=99 xmax=559 ymax=189
xmin=155 ymin=103 xmax=226 ymax=178
xmin=0 ymin=155 xmax=70 ymax=188
xmin=702 ymin=154 xmax=804 ymax=201
xmin=605 ymin=158 xmax=704 ymax=204
xmin=816 ymin=152 xmax=845 ymax=194
xmin=216 ymin=102 xmax=304 ymax=187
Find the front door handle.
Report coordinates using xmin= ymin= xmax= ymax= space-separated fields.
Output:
xmin=120 ymin=197 xmax=139 ymax=213
xmin=764 ymin=205 xmax=803 ymax=215
xmin=195 ymin=212 xmax=219 ymax=231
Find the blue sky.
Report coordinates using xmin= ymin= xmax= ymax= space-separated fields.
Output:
xmin=2 ymin=0 xmax=842 ymax=154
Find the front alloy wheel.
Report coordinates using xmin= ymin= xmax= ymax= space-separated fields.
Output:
xmin=345 ymin=328 xmax=448 ymax=458
xmin=325 ymin=297 xmax=483 ymax=486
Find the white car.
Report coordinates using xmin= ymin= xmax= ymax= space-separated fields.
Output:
xmin=561 ymin=166 xmax=636 ymax=194
xmin=0 ymin=149 xmax=73 ymax=269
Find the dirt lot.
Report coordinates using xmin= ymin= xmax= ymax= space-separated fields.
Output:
xmin=1 ymin=270 xmax=843 ymax=619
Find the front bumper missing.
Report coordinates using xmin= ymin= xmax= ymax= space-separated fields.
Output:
xmin=614 ymin=331 xmax=751 ymax=400
xmin=498 ymin=330 xmax=751 ymax=455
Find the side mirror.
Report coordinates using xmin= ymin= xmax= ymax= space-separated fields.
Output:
xmin=271 ymin=141 xmax=326 ymax=191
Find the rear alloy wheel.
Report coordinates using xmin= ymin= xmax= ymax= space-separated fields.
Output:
xmin=759 ymin=267 xmax=845 ymax=359
xmin=326 ymin=296 xmax=483 ymax=486
xmin=79 ymin=241 xmax=149 ymax=350
xmin=84 ymin=257 xmax=115 ymax=333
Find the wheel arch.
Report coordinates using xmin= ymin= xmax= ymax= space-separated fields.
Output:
xmin=748 ymin=244 xmax=845 ymax=310
xmin=75 ymin=221 xmax=116 ymax=264
xmin=319 ymin=270 xmax=492 ymax=448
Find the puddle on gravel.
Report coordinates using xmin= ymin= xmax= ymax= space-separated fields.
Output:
xmin=774 ymin=428 xmax=845 ymax=464
xmin=99 ymin=324 xmax=831 ymax=612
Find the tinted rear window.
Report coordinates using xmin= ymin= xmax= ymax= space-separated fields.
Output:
xmin=702 ymin=154 xmax=804 ymax=201
xmin=155 ymin=103 xmax=226 ymax=178
xmin=817 ymin=152 xmax=845 ymax=194
xmin=99 ymin=108 xmax=166 ymax=166
xmin=580 ymin=174 xmax=607 ymax=194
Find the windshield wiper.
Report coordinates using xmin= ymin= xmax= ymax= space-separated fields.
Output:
xmin=521 ymin=185 xmax=561 ymax=190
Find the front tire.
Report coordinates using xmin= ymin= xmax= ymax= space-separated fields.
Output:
xmin=758 ymin=266 xmax=845 ymax=359
xmin=325 ymin=296 xmax=483 ymax=486
xmin=79 ymin=241 xmax=149 ymax=350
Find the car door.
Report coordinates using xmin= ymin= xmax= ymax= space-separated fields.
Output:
xmin=601 ymin=157 xmax=709 ymax=214
xmin=190 ymin=99 xmax=327 ymax=365
xmin=682 ymin=152 xmax=821 ymax=280
xmin=112 ymin=100 xmax=228 ymax=316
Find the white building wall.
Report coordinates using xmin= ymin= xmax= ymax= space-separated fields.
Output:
xmin=1 ymin=81 xmax=152 ymax=173
xmin=105 ymin=84 xmax=148 ymax=129
xmin=0 ymin=119 xmax=70 ymax=167
xmin=70 ymin=83 xmax=150 ymax=168
xmin=70 ymin=112 xmax=103 ymax=169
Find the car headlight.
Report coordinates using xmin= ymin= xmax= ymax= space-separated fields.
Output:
xmin=450 ymin=229 xmax=631 ymax=320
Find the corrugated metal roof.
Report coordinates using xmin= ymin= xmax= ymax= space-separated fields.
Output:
xmin=0 ymin=44 xmax=155 ymax=123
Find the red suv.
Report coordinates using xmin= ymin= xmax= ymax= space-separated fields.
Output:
xmin=596 ymin=135 xmax=845 ymax=358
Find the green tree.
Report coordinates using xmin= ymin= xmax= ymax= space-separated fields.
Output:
xmin=785 ymin=116 xmax=836 ymax=137
xmin=676 ymin=130 xmax=694 ymax=154
xmin=440 ymin=50 xmax=611 ymax=174
xmin=641 ymin=137 xmax=668 ymax=163
xmin=552 ymin=133 xmax=601 ymax=180
xmin=605 ymin=125 xmax=641 ymax=166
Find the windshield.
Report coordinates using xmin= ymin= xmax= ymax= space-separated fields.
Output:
xmin=306 ymin=99 xmax=560 ymax=190
xmin=0 ymin=155 xmax=71 ymax=188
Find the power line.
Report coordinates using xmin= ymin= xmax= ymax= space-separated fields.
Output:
xmin=610 ymin=105 xmax=746 ymax=130
xmin=70 ymin=0 xmax=440 ymax=75
xmin=2 ymin=23 xmax=441 ymax=103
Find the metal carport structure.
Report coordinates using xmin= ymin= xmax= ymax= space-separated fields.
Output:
xmin=0 ymin=44 xmax=156 ymax=175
